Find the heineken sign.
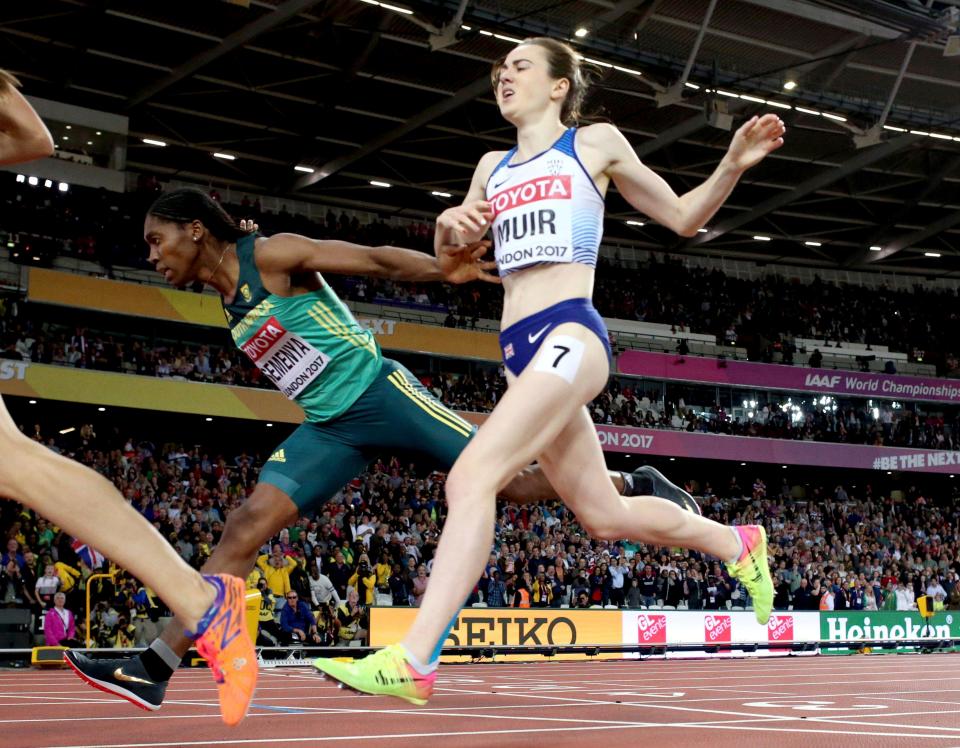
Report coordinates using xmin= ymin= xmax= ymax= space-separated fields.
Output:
xmin=821 ymin=611 xmax=958 ymax=653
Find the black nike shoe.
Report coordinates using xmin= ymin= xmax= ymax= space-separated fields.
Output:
xmin=64 ymin=650 xmax=168 ymax=711
xmin=625 ymin=465 xmax=702 ymax=515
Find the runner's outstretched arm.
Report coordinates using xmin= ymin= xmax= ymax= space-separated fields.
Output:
xmin=0 ymin=70 xmax=54 ymax=165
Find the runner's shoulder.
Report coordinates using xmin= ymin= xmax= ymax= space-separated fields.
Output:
xmin=477 ymin=150 xmax=510 ymax=183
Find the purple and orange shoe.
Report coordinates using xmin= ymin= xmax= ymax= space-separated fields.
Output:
xmin=186 ymin=574 xmax=258 ymax=725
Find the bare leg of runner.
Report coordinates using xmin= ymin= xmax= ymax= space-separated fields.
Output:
xmin=0 ymin=399 xmax=214 ymax=624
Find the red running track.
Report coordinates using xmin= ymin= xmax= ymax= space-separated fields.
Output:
xmin=2 ymin=653 xmax=960 ymax=747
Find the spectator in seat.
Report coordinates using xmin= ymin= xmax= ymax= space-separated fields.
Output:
xmin=895 ymin=579 xmax=915 ymax=611
xmin=792 ymin=577 xmax=815 ymax=611
xmin=279 ymin=590 xmax=320 ymax=645
xmin=663 ymin=570 xmax=684 ymax=608
xmin=546 ymin=566 xmax=565 ymax=608
xmin=388 ymin=563 xmax=409 ymax=606
xmin=254 ymin=578 xmax=281 ymax=647
xmin=926 ymin=576 xmax=947 ymax=601
xmin=308 ymin=563 xmax=340 ymax=609
xmin=512 ymin=574 xmax=531 ymax=608
xmin=375 ymin=552 xmax=392 ymax=600
xmin=256 ymin=550 xmax=297 ymax=599
xmin=1 ymin=539 xmax=24 ymax=571
xmin=314 ymin=599 xmax=340 ymax=645
xmin=0 ymin=559 xmax=30 ymax=607
xmin=35 ymin=563 xmax=60 ymax=609
xmin=337 ymin=588 xmax=368 ymax=645
xmin=608 ymin=559 xmax=626 ymax=607
xmin=411 ymin=564 xmax=429 ymax=607
xmin=349 ymin=556 xmax=376 ymax=606
xmin=819 ymin=584 xmax=835 ymax=611
xmin=111 ymin=614 xmax=137 ymax=648
xmin=844 ymin=581 xmax=861 ymax=610
xmin=486 ymin=569 xmax=507 ymax=607
xmin=808 ymin=348 xmax=823 ymax=368
xmin=949 ymin=581 xmax=960 ymax=611
xmin=638 ymin=566 xmax=658 ymax=608
xmin=288 ymin=554 xmax=311 ymax=601
xmin=773 ymin=574 xmax=791 ymax=610
xmin=328 ymin=551 xmax=352 ymax=600
xmin=54 ymin=560 xmax=80 ymax=607
xmin=532 ymin=570 xmax=552 ymax=607
xmin=44 ymin=592 xmax=81 ymax=647
xmin=684 ymin=569 xmax=705 ymax=610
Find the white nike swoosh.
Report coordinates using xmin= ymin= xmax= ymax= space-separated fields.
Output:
xmin=527 ymin=324 xmax=551 ymax=344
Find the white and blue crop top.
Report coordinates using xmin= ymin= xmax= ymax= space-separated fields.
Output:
xmin=485 ymin=128 xmax=605 ymax=277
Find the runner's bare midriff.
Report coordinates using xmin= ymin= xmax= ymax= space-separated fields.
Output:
xmin=500 ymin=262 xmax=595 ymax=329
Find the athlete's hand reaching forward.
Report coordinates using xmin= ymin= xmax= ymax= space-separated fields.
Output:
xmin=437 ymin=200 xmax=494 ymax=244
xmin=438 ymin=240 xmax=500 ymax=285
xmin=723 ymin=113 xmax=786 ymax=173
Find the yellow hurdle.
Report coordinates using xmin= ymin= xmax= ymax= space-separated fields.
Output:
xmin=31 ymin=646 xmax=68 ymax=668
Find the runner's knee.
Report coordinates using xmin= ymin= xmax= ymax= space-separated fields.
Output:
xmin=445 ymin=464 xmax=499 ymax=506
xmin=219 ymin=489 xmax=297 ymax=558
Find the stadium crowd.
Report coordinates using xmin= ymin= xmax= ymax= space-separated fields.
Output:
xmin=2 ymin=415 xmax=959 ymax=651
xmin=4 ymin=178 xmax=960 ymax=373
xmin=3 ymin=291 xmax=958 ymax=451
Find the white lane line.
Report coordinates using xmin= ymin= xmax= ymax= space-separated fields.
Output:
xmin=27 ymin=719 xmax=960 ymax=747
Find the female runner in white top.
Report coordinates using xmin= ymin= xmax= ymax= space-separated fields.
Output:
xmin=324 ymin=40 xmax=786 ymax=699
xmin=399 ymin=37 xmax=786 ymax=671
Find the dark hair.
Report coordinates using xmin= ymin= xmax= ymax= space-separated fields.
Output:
xmin=148 ymin=188 xmax=246 ymax=242
xmin=490 ymin=37 xmax=600 ymax=126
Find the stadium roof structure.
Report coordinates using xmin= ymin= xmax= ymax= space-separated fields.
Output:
xmin=6 ymin=0 xmax=960 ymax=275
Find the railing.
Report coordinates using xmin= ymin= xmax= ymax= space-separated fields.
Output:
xmin=84 ymin=571 xmax=116 ymax=648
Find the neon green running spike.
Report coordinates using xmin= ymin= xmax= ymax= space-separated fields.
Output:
xmin=725 ymin=524 xmax=774 ymax=626
xmin=313 ymin=644 xmax=436 ymax=706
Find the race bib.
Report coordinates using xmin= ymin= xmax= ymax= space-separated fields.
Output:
xmin=491 ymin=175 xmax=573 ymax=273
xmin=241 ymin=316 xmax=330 ymax=399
